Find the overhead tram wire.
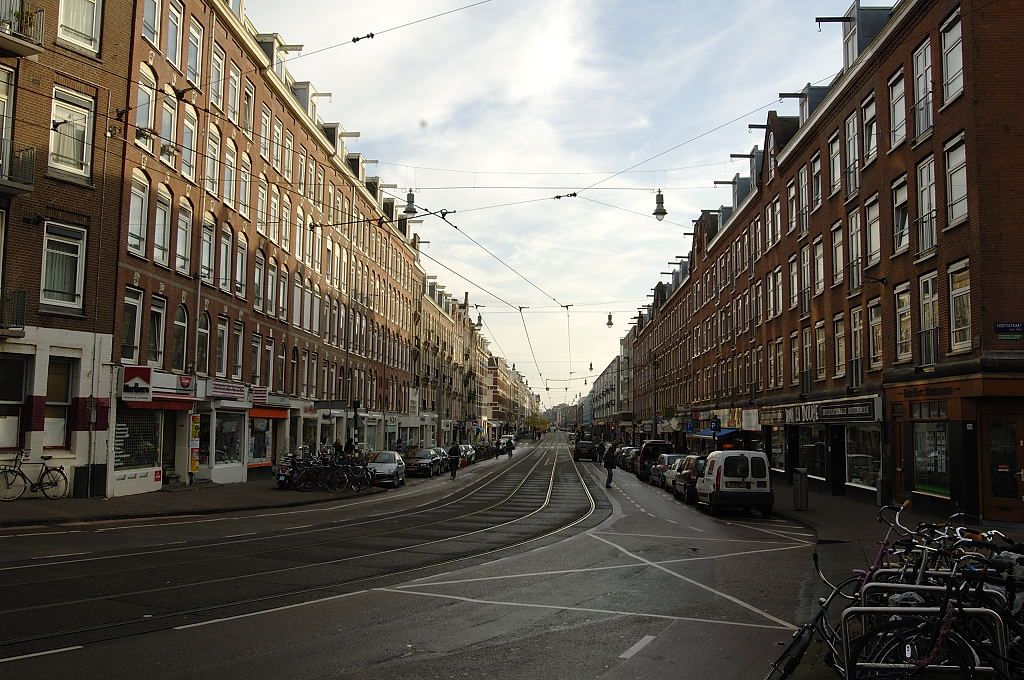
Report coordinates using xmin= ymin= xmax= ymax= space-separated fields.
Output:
xmin=578 ymin=195 xmax=694 ymax=229
xmin=376 ymin=159 xmax=732 ymax=176
xmin=415 ymin=250 xmax=519 ymax=311
xmin=517 ymin=307 xmax=546 ymax=390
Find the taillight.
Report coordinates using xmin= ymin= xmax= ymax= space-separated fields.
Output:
xmin=715 ymin=466 xmax=722 ymax=491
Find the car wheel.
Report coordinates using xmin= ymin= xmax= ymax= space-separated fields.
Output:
xmin=671 ymin=482 xmax=679 ymax=500
xmin=709 ymin=497 xmax=720 ymax=516
xmin=684 ymin=487 xmax=696 ymax=505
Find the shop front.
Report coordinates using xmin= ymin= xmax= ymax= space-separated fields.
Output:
xmin=760 ymin=395 xmax=883 ymax=501
xmin=113 ymin=367 xmax=195 ymax=496
xmin=249 ymin=387 xmax=289 ymax=467
xmin=194 ymin=379 xmax=251 ymax=485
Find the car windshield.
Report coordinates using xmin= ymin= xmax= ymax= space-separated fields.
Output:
xmin=411 ymin=450 xmax=433 ymax=459
xmin=722 ymin=455 xmax=749 ymax=478
xmin=370 ymin=452 xmax=397 ymax=464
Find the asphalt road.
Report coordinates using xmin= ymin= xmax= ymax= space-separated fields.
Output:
xmin=0 ymin=434 xmax=818 ymax=679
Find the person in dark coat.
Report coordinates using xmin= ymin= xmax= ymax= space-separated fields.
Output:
xmin=344 ymin=438 xmax=355 ymax=455
xmin=448 ymin=443 xmax=462 ymax=479
xmin=505 ymin=438 xmax=514 ymax=458
xmin=603 ymin=440 xmax=618 ymax=488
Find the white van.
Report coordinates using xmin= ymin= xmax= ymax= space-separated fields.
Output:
xmin=695 ymin=449 xmax=773 ymax=516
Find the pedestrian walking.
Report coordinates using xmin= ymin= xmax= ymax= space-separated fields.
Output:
xmin=603 ymin=440 xmax=618 ymax=488
xmin=505 ymin=438 xmax=514 ymax=458
xmin=344 ymin=437 xmax=355 ymax=455
xmin=448 ymin=442 xmax=461 ymax=479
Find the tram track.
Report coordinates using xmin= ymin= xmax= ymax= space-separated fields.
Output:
xmin=0 ymin=437 xmax=599 ymax=661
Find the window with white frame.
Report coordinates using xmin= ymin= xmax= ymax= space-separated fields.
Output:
xmin=787 ymin=182 xmax=797 ymax=233
xmin=166 ymin=1 xmax=182 ymax=68
xmin=845 ymin=112 xmax=859 ymax=195
xmin=278 ymin=267 xmax=288 ymax=321
xmin=199 ymin=217 xmax=214 ymax=283
xmin=128 ymin=170 xmax=149 ymax=255
xmin=773 ymin=267 xmax=783 ymax=317
xmin=196 ymin=312 xmax=210 ymax=375
xmin=218 ymin=226 xmax=231 ymax=292
xmin=790 ymin=332 xmax=800 ymax=385
xmin=253 ymin=252 xmax=265 ymax=310
xmin=238 ymin=154 xmax=251 ymax=217
xmin=788 ymin=257 xmax=798 ymax=309
xmin=235 ymin=232 xmax=247 ymax=298
xmin=831 ymin=222 xmax=844 ymax=285
xmin=259 ymin=106 xmax=271 ymax=159
xmin=50 ymin=87 xmax=94 ymax=177
xmin=215 ymin=316 xmax=228 ymax=377
xmin=135 ymin=67 xmax=156 ymax=151
xmin=834 ymin=314 xmax=846 ymax=376
xmin=59 ymin=0 xmax=103 ymax=52
xmin=176 ymin=200 xmax=192 ymax=274
xmin=297 ymin=149 xmax=306 ymax=193
xmin=171 ymin=305 xmax=188 ymax=372
xmin=913 ymin=40 xmax=933 ymax=136
xmin=210 ymin=45 xmax=225 ymax=110
xmin=186 ymin=20 xmax=202 ymax=86
xmin=142 ymin=0 xmax=160 ymax=44
xmin=226 ymin=63 xmax=240 ymax=123
xmin=917 ymin=155 xmax=936 ymax=254
xmin=181 ymin=105 xmax=197 ymax=179
xmin=865 ymin=199 xmax=880 ymax=266
xmin=893 ymin=178 xmax=909 ymax=254
xmin=811 ymin=154 xmax=822 ymax=208
xmin=232 ymin=322 xmax=243 ymax=380
xmin=154 ymin=186 xmax=171 ymax=266
xmin=222 ymin=140 xmax=236 ymax=207
xmin=889 ymin=70 xmax=906 ymax=147
xmin=256 ymin=177 xmax=267 ymax=235
xmin=813 ymin=238 xmax=825 ymax=294
xmin=272 ymin=119 xmax=282 ymax=169
xmin=147 ymin=296 xmax=166 ymax=366
xmin=42 ymin=222 xmax=87 ymax=309
xmin=945 ymin=136 xmax=967 ymax=224
xmin=281 ymin=195 xmax=291 ymax=251
xmin=266 ymin=259 xmax=277 ymax=316
xmin=868 ymin=299 xmax=882 ymax=368
xmin=920 ymin=272 xmax=938 ymax=361
xmin=949 ymin=261 xmax=970 ymax=351
xmin=828 ymin=134 xmax=841 ymax=194
xmin=269 ymin=184 xmax=279 ymax=242
xmin=895 ymin=285 xmax=911 ymax=361
xmin=242 ymin=80 xmax=255 ymax=137
xmin=941 ymin=13 xmax=963 ymax=103
xmin=862 ymin=96 xmax=877 ymax=161
xmin=798 ymin=166 xmax=808 ymax=231
xmin=815 ymin=323 xmax=826 ymax=380
xmin=283 ymin=133 xmax=293 ymax=181
xmin=121 ymin=288 xmax=143 ymax=362
xmin=205 ymin=125 xmax=220 ymax=195
xmin=159 ymin=97 xmax=176 ymax=164
xmin=851 ymin=307 xmax=864 ymax=362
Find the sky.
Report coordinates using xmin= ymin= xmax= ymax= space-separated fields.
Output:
xmin=243 ymin=0 xmax=860 ymax=411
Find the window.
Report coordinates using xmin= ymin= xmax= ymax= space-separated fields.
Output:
xmin=917 ymin=156 xmax=936 ymax=254
xmin=828 ymin=134 xmax=841 ymax=194
xmin=255 ymin=177 xmax=267 ymax=235
xmin=159 ymin=98 xmax=176 ymax=164
xmin=215 ymin=316 xmax=228 ymax=377
xmin=166 ymin=305 xmax=187 ymax=372
xmin=790 ymin=332 xmax=800 ymax=384
xmin=186 ymin=20 xmax=203 ymax=86
xmin=831 ymin=222 xmax=843 ymax=285
xmin=834 ymin=315 xmax=846 ymax=376
xmin=272 ymin=119 xmax=282 ymax=170
xmin=128 ymin=171 xmax=149 ymax=255
xmin=175 ymin=200 xmax=192 ymax=274
xmin=787 ymin=182 xmax=797 ymax=233
xmin=941 ymin=14 xmax=963 ymax=102
xmin=154 ymin=186 xmax=171 ymax=266
xmin=59 ymin=0 xmax=103 ymax=52
xmin=788 ymin=257 xmax=798 ymax=309
xmin=851 ymin=308 xmax=864 ymax=365
xmin=813 ymin=238 xmax=824 ymax=294
xmin=815 ymin=324 xmax=826 ymax=380
xmin=50 ymin=87 xmax=95 ymax=177
xmin=135 ymin=67 xmax=156 ymax=152
xmin=234 ymin=232 xmax=247 ymax=297
xmin=862 ymin=97 xmax=877 ymax=162
xmin=889 ymin=71 xmax=906 ymax=147
xmin=849 ymin=210 xmax=862 ymax=290
xmin=865 ymin=200 xmax=880 ymax=265
xmin=200 ymin=217 xmax=214 ymax=283
xmin=281 ymin=196 xmax=291 ymax=251
xmin=949 ymin=261 xmax=970 ymax=351
xmin=893 ymin=179 xmax=909 ymax=254
xmin=242 ymin=80 xmax=255 ymax=137
xmin=121 ymin=288 xmax=143 ymax=362
xmin=267 ymin=259 xmax=277 ymax=315
xmin=205 ymin=125 xmax=221 ymax=195
xmin=254 ymin=251 xmax=265 ymax=310
xmin=250 ymin=334 xmax=262 ymax=385
xmin=868 ymin=300 xmax=882 ymax=369
xmin=45 ymin=358 xmax=74 ymax=449
xmin=945 ymin=138 xmax=967 ymax=224
xmin=278 ymin=267 xmax=288 ymax=321
xmin=259 ymin=107 xmax=271 ymax=159
xmin=226 ymin=63 xmax=240 ymax=123
xmin=166 ymin=1 xmax=182 ymax=68
xmin=895 ymin=287 xmax=911 ymax=361
xmin=810 ymin=155 xmax=822 ymax=208
xmin=232 ymin=322 xmax=243 ymax=380
xmin=913 ymin=40 xmax=933 ymax=136
xmin=268 ymin=185 xmax=279 ymax=242
xmin=798 ymin=166 xmax=808 ymax=232
xmin=218 ymin=227 xmax=231 ymax=292
xmin=222 ymin=140 xmax=236 ymax=207
xmin=147 ymin=296 xmax=166 ymax=366
xmin=845 ymin=112 xmax=859 ymax=195
xmin=196 ymin=312 xmax=210 ymax=375
xmin=142 ymin=0 xmax=160 ymax=43
xmin=238 ymin=154 xmax=251 ymax=217
xmin=297 ymin=149 xmax=306 ymax=192
xmin=283 ymin=133 xmax=293 ymax=181
xmin=181 ymin=106 xmax=197 ymax=179
xmin=210 ymin=46 xmax=225 ymax=110
xmin=766 ymin=132 xmax=775 ymax=181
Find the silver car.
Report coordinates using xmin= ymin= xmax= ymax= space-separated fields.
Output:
xmin=367 ymin=450 xmax=406 ymax=488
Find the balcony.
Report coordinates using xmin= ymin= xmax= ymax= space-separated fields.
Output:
xmin=918 ymin=327 xmax=939 ymax=369
xmin=0 ymin=0 xmax=44 ymax=58
xmin=0 ymin=290 xmax=26 ymax=337
xmin=0 ymin=145 xmax=35 ymax=194
xmin=915 ymin=210 xmax=937 ymax=259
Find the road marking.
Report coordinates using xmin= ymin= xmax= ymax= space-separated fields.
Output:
xmin=688 ymin=525 xmax=705 ymax=533
xmin=31 ymin=552 xmax=88 ymax=559
xmin=594 ymin=531 xmax=790 ymax=544
xmin=665 ymin=519 xmax=678 ymax=524
xmin=224 ymin=532 xmax=256 ymax=538
xmin=376 ymin=588 xmax=789 ymax=630
xmin=282 ymin=525 xmax=311 ymax=531
xmin=173 ymin=590 xmax=368 ymax=629
xmin=620 ymin=635 xmax=657 ymax=659
xmin=0 ymin=646 xmax=83 ymax=664
xmin=0 ymin=530 xmax=82 ymax=539
xmin=728 ymin=522 xmax=813 ymax=544
xmin=589 ymin=533 xmax=797 ymax=630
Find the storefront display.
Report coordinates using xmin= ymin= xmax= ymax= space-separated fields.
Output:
xmin=216 ymin=412 xmax=245 ymax=465
xmin=249 ymin=417 xmax=271 ymax=465
xmin=798 ymin=424 xmax=828 ymax=479
xmin=913 ymin=421 xmax=949 ymax=496
xmin=769 ymin=427 xmax=785 ymax=471
xmin=846 ymin=424 xmax=882 ymax=488
xmin=114 ymin=410 xmax=161 ymax=470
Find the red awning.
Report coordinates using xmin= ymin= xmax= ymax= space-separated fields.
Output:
xmin=123 ymin=399 xmax=194 ymax=411
xmin=250 ymin=407 xmax=289 ymax=419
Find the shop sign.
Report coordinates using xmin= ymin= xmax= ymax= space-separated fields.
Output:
xmin=250 ymin=386 xmax=268 ymax=404
xmin=122 ymin=366 xmax=153 ymax=402
xmin=189 ymin=414 xmax=201 ymax=473
xmin=995 ymin=323 xmax=1024 ymax=340
xmin=210 ymin=380 xmax=246 ymax=400
xmin=902 ymin=386 xmax=954 ymax=398
xmin=779 ymin=398 xmax=877 ymax=424
xmin=179 ymin=375 xmax=193 ymax=389
xmin=760 ymin=407 xmax=786 ymax=426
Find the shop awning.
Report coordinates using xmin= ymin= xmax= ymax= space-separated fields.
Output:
xmin=250 ymin=407 xmax=289 ymax=419
xmin=124 ymin=399 xmax=194 ymax=411
xmin=691 ymin=427 xmax=738 ymax=439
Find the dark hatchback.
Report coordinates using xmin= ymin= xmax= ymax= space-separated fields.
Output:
xmin=672 ymin=454 xmax=708 ymax=505
xmin=635 ymin=440 xmax=674 ymax=482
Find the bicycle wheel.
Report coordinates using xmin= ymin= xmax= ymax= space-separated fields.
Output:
xmin=0 ymin=470 xmax=27 ymax=501
xmin=847 ymin=618 xmax=975 ymax=679
xmin=40 ymin=468 xmax=69 ymax=499
xmin=763 ymin=625 xmax=815 ymax=679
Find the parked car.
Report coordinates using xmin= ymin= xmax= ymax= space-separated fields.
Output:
xmin=459 ymin=444 xmax=476 ymax=464
xmin=405 ymin=448 xmax=440 ymax=477
xmin=432 ymin=447 xmax=449 ymax=469
xmin=649 ymin=453 xmax=684 ymax=488
xmin=695 ymin=449 xmax=773 ymax=516
xmin=671 ymin=454 xmax=708 ymax=505
xmin=619 ymin=447 xmax=639 ymax=472
xmin=635 ymin=440 xmax=674 ymax=482
xmin=367 ymin=450 xmax=406 ymax=488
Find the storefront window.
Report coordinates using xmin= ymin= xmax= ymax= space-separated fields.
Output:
xmin=302 ymin=418 xmax=318 ymax=451
xmin=846 ymin=424 xmax=881 ymax=488
xmin=198 ymin=413 xmax=211 ymax=465
xmin=45 ymin=358 xmax=74 ymax=449
xmin=216 ymin=412 xmax=244 ymax=464
xmin=249 ymin=417 xmax=270 ymax=465
xmin=798 ymin=425 xmax=828 ymax=479
xmin=114 ymin=410 xmax=161 ymax=470
xmin=913 ymin=422 xmax=949 ymax=496
xmin=769 ymin=426 xmax=785 ymax=470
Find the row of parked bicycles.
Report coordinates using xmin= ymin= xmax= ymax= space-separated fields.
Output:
xmin=766 ymin=501 xmax=1024 ymax=679
xmin=276 ymin=447 xmax=375 ymax=493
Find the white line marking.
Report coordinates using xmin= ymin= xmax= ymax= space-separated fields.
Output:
xmin=375 ymin=588 xmax=788 ymax=630
xmin=0 ymin=646 xmax=83 ymax=664
xmin=620 ymin=635 xmax=657 ymax=659
xmin=224 ymin=532 xmax=256 ymax=538
xmin=173 ymin=590 xmax=368 ymax=629
xmin=665 ymin=519 xmax=678 ymax=524
xmin=728 ymin=522 xmax=813 ymax=544
xmin=688 ymin=526 xmax=706 ymax=533
xmin=594 ymin=531 xmax=789 ymax=544
xmin=31 ymin=552 xmax=88 ymax=559
xmin=282 ymin=525 xmax=311 ymax=531
xmin=0 ymin=530 xmax=82 ymax=539
xmin=589 ymin=533 xmax=797 ymax=630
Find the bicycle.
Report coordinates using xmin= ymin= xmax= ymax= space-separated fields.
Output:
xmin=0 ymin=450 xmax=69 ymax=501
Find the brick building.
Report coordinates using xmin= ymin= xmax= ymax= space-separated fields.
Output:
xmin=634 ymin=0 xmax=1024 ymax=520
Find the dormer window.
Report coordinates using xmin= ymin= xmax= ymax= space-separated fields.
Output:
xmin=766 ymin=132 xmax=775 ymax=181
xmin=844 ymin=23 xmax=858 ymax=69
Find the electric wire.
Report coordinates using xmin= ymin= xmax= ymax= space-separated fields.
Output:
xmin=578 ymin=195 xmax=695 ymax=230
xmin=517 ymin=307 xmax=545 ymax=389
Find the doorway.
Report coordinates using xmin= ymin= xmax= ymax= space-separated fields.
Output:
xmin=981 ymin=417 xmax=1024 ymax=522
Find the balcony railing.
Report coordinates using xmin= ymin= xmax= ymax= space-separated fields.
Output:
xmin=848 ymin=357 xmax=864 ymax=389
xmin=0 ymin=0 xmax=44 ymax=50
xmin=916 ymin=209 xmax=937 ymax=258
xmin=918 ymin=327 xmax=939 ymax=368
xmin=0 ymin=290 xmax=26 ymax=332
xmin=0 ymin=144 xmax=35 ymax=192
